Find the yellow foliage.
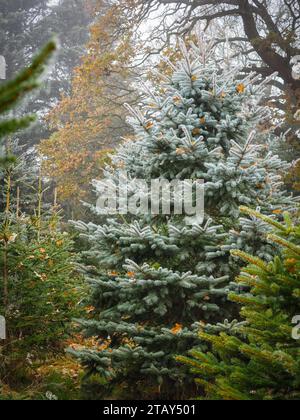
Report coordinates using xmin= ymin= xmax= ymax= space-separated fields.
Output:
xmin=39 ymin=4 xmax=138 ymax=213
xmin=36 ymin=356 xmax=83 ymax=382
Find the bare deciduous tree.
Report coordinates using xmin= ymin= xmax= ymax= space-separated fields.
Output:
xmin=124 ymin=0 xmax=300 ymax=128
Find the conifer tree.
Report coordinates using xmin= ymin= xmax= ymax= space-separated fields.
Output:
xmin=71 ymin=40 xmax=295 ymax=399
xmin=0 ymin=157 xmax=84 ymax=386
xmin=178 ymin=207 xmax=300 ymax=401
xmin=0 ymin=41 xmax=82 ymax=388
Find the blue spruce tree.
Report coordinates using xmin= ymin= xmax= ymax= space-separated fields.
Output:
xmin=71 ymin=40 xmax=295 ymax=399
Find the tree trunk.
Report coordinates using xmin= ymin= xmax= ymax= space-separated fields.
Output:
xmin=239 ymin=0 xmax=300 ymax=132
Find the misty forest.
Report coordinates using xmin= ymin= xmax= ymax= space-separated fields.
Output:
xmin=0 ymin=0 xmax=300 ymax=401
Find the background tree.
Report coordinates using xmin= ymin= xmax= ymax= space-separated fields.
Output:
xmin=179 ymin=207 xmax=300 ymax=401
xmin=0 ymin=0 xmax=48 ymax=79
xmin=40 ymin=3 xmax=139 ymax=219
xmin=126 ymin=0 xmax=300 ymax=124
xmin=0 ymin=41 xmax=56 ymax=165
xmin=0 ymin=0 xmax=92 ymax=149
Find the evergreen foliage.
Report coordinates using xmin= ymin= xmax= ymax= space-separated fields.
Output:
xmin=0 ymin=0 xmax=91 ymax=149
xmin=0 ymin=157 xmax=84 ymax=387
xmin=70 ymin=40 xmax=295 ymax=399
xmin=178 ymin=207 xmax=300 ymax=401
xmin=0 ymin=41 xmax=56 ymax=164
xmin=0 ymin=41 xmax=84 ymax=397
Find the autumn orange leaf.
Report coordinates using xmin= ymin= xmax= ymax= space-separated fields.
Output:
xmin=192 ymin=128 xmax=201 ymax=136
xmin=109 ymin=271 xmax=119 ymax=277
xmin=285 ymin=258 xmax=297 ymax=265
xmin=176 ymin=148 xmax=186 ymax=155
xmin=85 ymin=306 xmax=96 ymax=314
xmin=171 ymin=323 xmax=183 ymax=334
xmin=237 ymin=83 xmax=246 ymax=94
xmin=127 ymin=271 xmax=136 ymax=278
xmin=145 ymin=121 xmax=154 ymax=130
xmin=285 ymin=258 xmax=297 ymax=272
